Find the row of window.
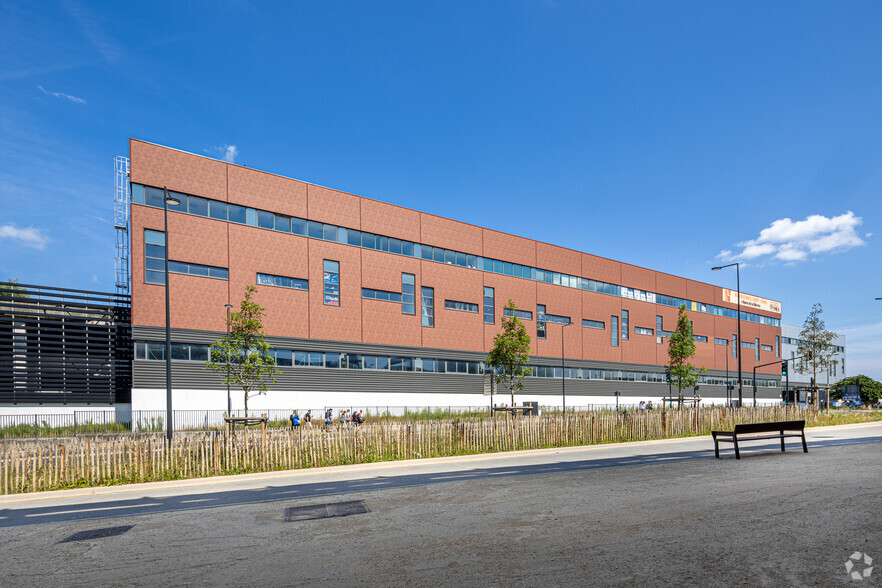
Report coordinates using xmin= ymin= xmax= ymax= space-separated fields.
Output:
xmin=134 ymin=183 xmax=780 ymax=327
xmin=134 ymin=340 xmax=781 ymax=387
xmin=145 ymin=230 xmax=229 ymax=284
xmin=782 ymin=337 xmax=845 ymax=354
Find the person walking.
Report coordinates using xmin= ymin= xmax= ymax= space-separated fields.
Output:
xmin=324 ymin=408 xmax=333 ymax=428
xmin=304 ymin=410 xmax=312 ymax=427
xmin=290 ymin=410 xmax=300 ymax=428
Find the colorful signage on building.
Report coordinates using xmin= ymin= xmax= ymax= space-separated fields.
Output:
xmin=722 ymin=289 xmax=781 ymax=314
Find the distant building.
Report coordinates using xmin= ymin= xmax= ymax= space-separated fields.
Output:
xmin=780 ymin=322 xmax=846 ymax=388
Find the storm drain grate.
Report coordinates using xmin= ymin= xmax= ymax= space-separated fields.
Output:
xmin=284 ymin=500 xmax=369 ymax=522
xmin=60 ymin=525 xmax=134 ymax=543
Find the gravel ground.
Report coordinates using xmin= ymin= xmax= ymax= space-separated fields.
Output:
xmin=2 ymin=425 xmax=880 ymax=587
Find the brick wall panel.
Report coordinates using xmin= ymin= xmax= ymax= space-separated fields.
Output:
xmin=421 ymin=214 xmax=483 ymax=256
xmin=580 ymin=292 xmax=623 ymax=363
xmin=621 ymin=264 xmax=657 ymax=293
xmin=656 ymin=273 xmax=688 ymax=299
xmin=166 ymin=212 xmax=229 ymax=268
xmin=229 ymin=224 xmax=310 ymax=338
xmin=130 ymin=140 xmax=227 ymax=201
xmin=482 ymin=274 xmax=538 ymax=352
xmin=536 ymin=243 xmax=581 ymax=277
xmin=307 ymin=185 xmax=361 ymax=229
xmin=228 ymin=165 xmax=307 ymax=218
xmin=308 ymin=241 xmax=363 ymax=343
xmin=482 ymin=229 xmax=536 ymax=267
xmin=420 ymin=262 xmax=484 ymax=351
xmin=535 ymin=283 xmax=582 ymax=359
xmin=361 ymin=199 xmax=420 ymax=242
xmin=582 ymin=254 xmax=622 ymax=285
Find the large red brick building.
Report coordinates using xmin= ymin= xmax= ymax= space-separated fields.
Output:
xmin=129 ymin=139 xmax=783 ymax=411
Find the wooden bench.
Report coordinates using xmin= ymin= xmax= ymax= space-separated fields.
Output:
xmin=712 ymin=420 xmax=807 ymax=459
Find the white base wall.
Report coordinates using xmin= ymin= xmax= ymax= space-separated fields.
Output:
xmin=0 ymin=405 xmax=130 ymax=417
xmin=131 ymin=388 xmax=778 ymax=412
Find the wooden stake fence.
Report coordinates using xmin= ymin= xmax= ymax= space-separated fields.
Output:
xmin=0 ymin=406 xmax=835 ymax=495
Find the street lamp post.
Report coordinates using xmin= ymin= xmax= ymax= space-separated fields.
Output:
xmin=560 ymin=320 xmax=574 ymax=415
xmin=712 ymin=263 xmax=742 ymax=408
xmin=225 ymin=303 xmax=233 ymax=416
xmin=725 ymin=338 xmax=731 ymax=406
xmin=163 ymin=187 xmax=181 ymax=443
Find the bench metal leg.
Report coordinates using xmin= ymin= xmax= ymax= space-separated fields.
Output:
xmin=781 ymin=433 xmax=786 ymax=452
xmin=714 ymin=439 xmax=719 ymax=459
xmin=734 ymin=439 xmax=740 ymax=460
xmin=801 ymin=433 xmax=808 ymax=453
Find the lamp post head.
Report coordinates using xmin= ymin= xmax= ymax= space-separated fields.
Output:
xmin=225 ymin=304 xmax=233 ymax=309
xmin=165 ymin=196 xmax=181 ymax=207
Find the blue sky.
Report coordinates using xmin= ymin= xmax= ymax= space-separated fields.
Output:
xmin=1 ymin=1 xmax=880 ymax=378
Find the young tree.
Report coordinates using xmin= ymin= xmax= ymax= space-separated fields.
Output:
xmin=485 ymin=300 xmax=533 ymax=407
xmin=666 ymin=304 xmax=707 ymax=406
xmin=795 ymin=303 xmax=837 ymax=407
xmin=205 ymin=285 xmax=280 ymax=415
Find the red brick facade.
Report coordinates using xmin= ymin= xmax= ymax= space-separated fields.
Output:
xmin=130 ymin=139 xmax=782 ymax=375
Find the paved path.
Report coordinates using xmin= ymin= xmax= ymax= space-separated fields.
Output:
xmin=2 ymin=422 xmax=880 ymax=586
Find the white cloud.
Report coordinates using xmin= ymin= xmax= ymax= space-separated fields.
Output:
xmin=37 ymin=85 xmax=86 ymax=104
xmin=0 ymin=224 xmax=50 ymax=250
xmin=717 ymin=212 xmax=866 ymax=264
xmin=222 ymin=144 xmax=239 ymax=163
xmin=91 ymin=274 xmax=99 ymax=283
xmin=206 ymin=144 xmax=239 ymax=163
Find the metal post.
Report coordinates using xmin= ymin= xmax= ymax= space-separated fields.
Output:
xmin=561 ymin=321 xmax=573 ymax=414
xmin=163 ymin=187 xmax=176 ymax=443
xmin=725 ymin=339 xmax=730 ymax=406
xmin=225 ymin=303 xmax=233 ymax=415
xmin=736 ymin=264 xmax=743 ymax=408
xmin=752 ymin=366 xmax=757 ymax=407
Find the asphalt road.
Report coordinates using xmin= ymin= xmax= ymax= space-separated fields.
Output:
xmin=2 ymin=422 xmax=880 ymax=587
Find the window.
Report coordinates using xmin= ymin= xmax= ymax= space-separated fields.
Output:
xmin=421 ymin=287 xmax=434 ymax=327
xmin=621 ymin=310 xmax=629 ymax=341
xmin=583 ymin=319 xmax=605 ymax=330
xmin=656 ymin=316 xmax=663 ymax=344
xmin=761 ymin=344 xmax=773 ymax=352
xmin=693 ymin=335 xmax=708 ymax=343
xmin=611 ymin=315 xmax=619 ymax=347
xmin=537 ymin=305 xmax=546 ymax=339
xmin=635 ymin=327 xmax=653 ymax=336
xmin=402 ymin=273 xmax=415 ymax=315
xmin=755 ymin=337 xmax=760 ymax=361
xmin=144 ymin=230 xmax=166 ymax=284
xmin=445 ymin=300 xmax=479 ymax=313
xmin=483 ymin=287 xmax=494 ymax=324
xmin=714 ymin=337 xmax=728 ymax=345
xmin=169 ymin=261 xmax=228 ymax=279
xmin=545 ymin=313 xmax=571 ymax=325
xmin=323 ymin=260 xmax=339 ymax=306
xmin=257 ymin=273 xmax=308 ymax=290
xmin=362 ymin=288 xmax=402 ymax=302
xmin=504 ymin=308 xmax=533 ymax=320
xmin=775 ymin=335 xmax=780 ymax=358
xmin=733 ymin=335 xmax=737 ymax=359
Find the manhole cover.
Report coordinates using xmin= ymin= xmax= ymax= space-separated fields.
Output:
xmin=284 ymin=500 xmax=369 ymax=522
xmin=61 ymin=525 xmax=134 ymax=543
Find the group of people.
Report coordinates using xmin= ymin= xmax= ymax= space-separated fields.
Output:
xmin=290 ymin=408 xmax=366 ymax=429
xmin=289 ymin=410 xmax=312 ymax=428
xmin=637 ymin=401 xmax=655 ymax=410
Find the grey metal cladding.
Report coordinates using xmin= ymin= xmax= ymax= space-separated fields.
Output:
xmin=132 ymin=325 xmax=781 ymax=398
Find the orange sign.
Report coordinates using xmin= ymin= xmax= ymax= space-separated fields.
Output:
xmin=722 ymin=289 xmax=781 ymax=314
